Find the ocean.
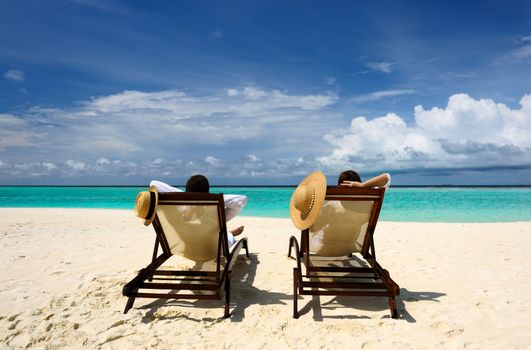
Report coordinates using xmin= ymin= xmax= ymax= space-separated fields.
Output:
xmin=1 ymin=186 xmax=530 ymax=223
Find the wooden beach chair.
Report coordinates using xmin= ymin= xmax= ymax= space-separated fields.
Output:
xmin=123 ymin=192 xmax=249 ymax=318
xmin=288 ymin=186 xmax=400 ymax=319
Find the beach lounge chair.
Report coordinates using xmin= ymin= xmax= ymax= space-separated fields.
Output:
xmin=288 ymin=186 xmax=400 ymax=319
xmin=123 ymin=191 xmax=249 ymax=318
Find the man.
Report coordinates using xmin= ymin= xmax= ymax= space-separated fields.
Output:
xmin=150 ymin=175 xmax=247 ymax=246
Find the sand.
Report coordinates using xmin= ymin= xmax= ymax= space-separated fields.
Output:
xmin=1 ymin=208 xmax=530 ymax=349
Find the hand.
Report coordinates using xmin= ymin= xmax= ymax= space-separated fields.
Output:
xmin=340 ymin=181 xmax=361 ymax=188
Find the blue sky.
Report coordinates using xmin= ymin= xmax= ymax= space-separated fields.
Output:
xmin=1 ymin=0 xmax=530 ymax=185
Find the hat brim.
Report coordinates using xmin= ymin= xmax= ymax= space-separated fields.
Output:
xmin=143 ymin=185 xmax=159 ymax=226
xmin=290 ymin=172 xmax=327 ymax=230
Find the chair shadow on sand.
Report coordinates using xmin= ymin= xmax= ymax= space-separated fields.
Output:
xmin=297 ymin=286 xmax=445 ymax=323
xmin=292 ymin=253 xmax=445 ymax=322
xmin=139 ymin=253 xmax=291 ymax=323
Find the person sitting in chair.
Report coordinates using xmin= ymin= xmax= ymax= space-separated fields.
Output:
xmin=307 ymin=170 xmax=391 ymax=255
xmin=150 ymin=175 xmax=246 ymax=246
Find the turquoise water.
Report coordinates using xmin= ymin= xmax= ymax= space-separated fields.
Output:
xmin=0 ymin=186 xmax=530 ymax=223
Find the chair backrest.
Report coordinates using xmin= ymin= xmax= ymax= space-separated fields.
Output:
xmin=309 ymin=186 xmax=385 ymax=257
xmin=152 ymin=192 xmax=229 ymax=263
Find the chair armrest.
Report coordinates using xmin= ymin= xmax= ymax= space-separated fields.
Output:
xmin=226 ymin=237 xmax=248 ymax=272
xmin=288 ymin=235 xmax=302 ymax=273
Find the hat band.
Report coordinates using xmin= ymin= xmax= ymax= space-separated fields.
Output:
xmin=302 ymin=189 xmax=315 ymax=216
xmin=145 ymin=191 xmax=156 ymax=220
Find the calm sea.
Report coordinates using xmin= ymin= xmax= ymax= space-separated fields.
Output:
xmin=0 ymin=186 xmax=530 ymax=223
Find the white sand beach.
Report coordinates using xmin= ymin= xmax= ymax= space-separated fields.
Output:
xmin=1 ymin=208 xmax=531 ymax=349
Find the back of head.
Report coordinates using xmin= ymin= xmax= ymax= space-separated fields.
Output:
xmin=186 ymin=174 xmax=210 ymax=193
xmin=337 ymin=170 xmax=361 ymax=185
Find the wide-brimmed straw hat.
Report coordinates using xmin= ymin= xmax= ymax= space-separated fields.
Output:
xmin=135 ymin=185 xmax=159 ymax=226
xmin=290 ymin=172 xmax=327 ymax=230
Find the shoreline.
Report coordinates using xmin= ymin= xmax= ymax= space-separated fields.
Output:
xmin=0 ymin=207 xmax=529 ymax=224
xmin=1 ymin=208 xmax=530 ymax=348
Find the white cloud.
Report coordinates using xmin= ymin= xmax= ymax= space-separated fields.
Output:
xmin=65 ymin=160 xmax=86 ymax=171
xmin=96 ymin=157 xmax=110 ymax=165
xmin=319 ymin=93 xmax=531 ymax=171
xmin=244 ymin=154 xmax=259 ymax=162
xmin=242 ymin=87 xmax=267 ymax=100
xmin=1 ymin=161 xmax=59 ymax=177
xmin=42 ymin=162 xmax=57 ymax=171
xmin=205 ymin=156 xmax=220 ymax=166
xmin=227 ymin=88 xmax=239 ymax=96
xmin=0 ymin=113 xmax=28 ymax=127
xmin=4 ymin=70 xmax=25 ymax=82
xmin=0 ymin=114 xmax=33 ymax=150
xmin=351 ymin=89 xmax=416 ymax=103
xmin=520 ymin=35 xmax=531 ymax=43
xmin=366 ymin=62 xmax=394 ymax=74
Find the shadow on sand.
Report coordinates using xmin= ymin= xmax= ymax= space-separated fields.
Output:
xmin=297 ymin=288 xmax=446 ymax=322
xmin=139 ymin=253 xmax=291 ymax=323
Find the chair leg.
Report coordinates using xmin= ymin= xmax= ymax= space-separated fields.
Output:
xmin=124 ymin=296 xmax=135 ymax=314
xmin=293 ymin=268 xmax=299 ymax=319
xmin=388 ymin=297 xmax=398 ymax=319
xmin=224 ymin=274 xmax=231 ymax=318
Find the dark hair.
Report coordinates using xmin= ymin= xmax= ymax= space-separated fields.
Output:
xmin=186 ymin=174 xmax=210 ymax=193
xmin=337 ymin=170 xmax=362 ymax=185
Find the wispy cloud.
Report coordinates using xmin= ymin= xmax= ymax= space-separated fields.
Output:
xmin=351 ymin=89 xmax=416 ymax=103
xmin=495 ymin=44 xmax=531 ymax=64
xmin=366 ymin=61 xmax=395 ymax=74
xmin=4 ymin=70 xmax=25 ymax=82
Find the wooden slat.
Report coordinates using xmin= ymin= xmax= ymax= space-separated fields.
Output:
xmin=150 ymin=277 xmax=218 ymax=283
xmin=299 ymin=290 xmax=392 ymax=297
xmin=306 ymin=266 xmax=374 ymax=273
xmin=305 ymin=274 xmax=377 ymax=280
xmin=302 ymin=281 xmax=385 ymax=289
xmin=135 ymin=293 xmax=218 ymax=300
xmin=139 ymin=282 xmax=219 ymax=290
xmin=153 ymin=270 xmax=218 ymax=277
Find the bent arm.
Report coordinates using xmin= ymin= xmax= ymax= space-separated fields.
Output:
xmin=223 ymin=194 xmax=248 ymax=221
xmin=150 ymin=180 xmax=183 ymax=192
xmin=340 ymin=173 xmax=391 ymax=189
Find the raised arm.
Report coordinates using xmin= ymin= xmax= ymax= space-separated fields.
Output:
xmin=340 ymin=173 xmax=391 ymax=189
xmin=223 ymin=194 xmax=248 ymax=221
xmin=150 ymin=180 xmax=183 ymax=192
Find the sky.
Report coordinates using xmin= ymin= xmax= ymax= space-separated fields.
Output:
xmin=1 ymin=0 xmax=530 ymax=185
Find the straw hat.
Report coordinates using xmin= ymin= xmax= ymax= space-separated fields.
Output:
xmin=290 ymin=172 xmax=327 ymax=230
xmin=135 ymin=185 xmax=159 ymax=226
